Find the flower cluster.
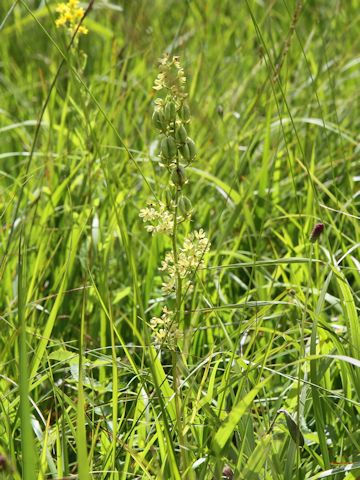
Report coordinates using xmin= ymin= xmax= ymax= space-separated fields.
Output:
xmin=160 ymin=229 xmax=211 ymax=294
xmin=150 ymin=307 xmax=183 ymax=349
xmin=153 ymin=54 xmax=187 ymax=101
xmin=139 ymin=201 xmax=174 ymax=235
xmin=55 ymin=0 xmax=88 ymax=36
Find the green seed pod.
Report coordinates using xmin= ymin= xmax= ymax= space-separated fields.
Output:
xmin=175 ymin=124 xmax=187 ymax=144
xmin=178 ymin=195 xmax=192 ymax=216
xmin=161 ymin=136 xmax=177 ymax=160
xmin=179 ymin=103 xmax=191 ymax=123
xmin=186 ymin=137 xmax=196 ymax=160
xmin=171 ymin=166 xmax=187 ymax=188
xmin=179 ymin=143 xmax=191 ymax=162
xmin=152 ymin=109 xmax=167 ymax=131
xmin=165 ymin=101 xmax=177 ymax=123
xmin=162 ymin=188 xmax=173 ymax=209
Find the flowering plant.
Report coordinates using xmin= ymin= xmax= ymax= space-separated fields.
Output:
xmin=140 ymin=54 xmax=210 ymax=349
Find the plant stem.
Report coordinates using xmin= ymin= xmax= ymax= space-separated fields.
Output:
xmin=171 ymin=152 xmax=186 ymax=472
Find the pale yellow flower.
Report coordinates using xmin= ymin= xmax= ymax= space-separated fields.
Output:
xmin=150 ymin=306 xmax=183 ymax=349
xmin=152 ymin=54 xmax=187 ymax=101
xmin=160 ymin=229 xmax=211 ymax=293
xmin=139 ymin=201 xmax=174 ymax=235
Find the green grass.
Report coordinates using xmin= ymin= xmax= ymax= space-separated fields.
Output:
xmin=0 ymin=0 xmax=359 ymax=478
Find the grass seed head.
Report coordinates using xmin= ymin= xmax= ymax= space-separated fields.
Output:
xmin=310 ymin=223 xmax=324 ymax=243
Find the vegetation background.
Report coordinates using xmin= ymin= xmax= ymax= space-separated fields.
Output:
xmin=0 ymin=0 xmax=359 ymax=478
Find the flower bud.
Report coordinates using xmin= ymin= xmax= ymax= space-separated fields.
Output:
xmin=161 ymin=136 xmax=177 ymax=160
xmin=178 ymin=195 xmax=192 ymax=216
xmin=171 ymin=166 xmax=187 ymax=188
xmin=179 ymin=103 xmax=191 ymax=123
xmin=164 ymin=101 xmax=177 ymax=123
xmin=175 ymin=124 xmax=187 ymax=144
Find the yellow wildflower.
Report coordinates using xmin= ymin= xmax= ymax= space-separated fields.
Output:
xmin=55 ymin=0 xmax=88 ymax=36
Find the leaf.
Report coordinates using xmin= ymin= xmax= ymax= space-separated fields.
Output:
xmin=48 ymin=349 xmax=78 ymax=364
xmin=212 ymin=376 xmax=271 ymax=454
xmin=278 ymin=409 xmax=304 ymax=447
xmin=241 ymin=434 xmax=272 ymax=479
xmin=308 ymin=461 xmax=360 ymax=479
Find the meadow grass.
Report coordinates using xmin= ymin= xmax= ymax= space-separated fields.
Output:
xmin=0 ymin=0 xmax=359 ymax=478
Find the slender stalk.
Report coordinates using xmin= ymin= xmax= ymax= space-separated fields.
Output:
xmin=171 ymin=153 xmax=185 ymax=471
xmin=18 ymin=234 xmax=37 ymax=480
xmin=172 ymin=164 xmax=182 ymax=330
xmin=309 ymin=243 xmax=330 ymax=468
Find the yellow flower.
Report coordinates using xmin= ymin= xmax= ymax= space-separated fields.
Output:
xmin=55 ymin=0 xmax=88 ymax=36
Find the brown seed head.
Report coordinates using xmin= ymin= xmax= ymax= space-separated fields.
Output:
xmin=310 ymin=223 xmax=324 ymax=243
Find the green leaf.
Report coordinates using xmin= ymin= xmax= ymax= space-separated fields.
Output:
xmin=241 ymin=434 xmax=272 ymax=479
xmin=278 ymin=409 xmax=304 ymax=448
xmin=212 ymin=376 xmax=271 ymax=454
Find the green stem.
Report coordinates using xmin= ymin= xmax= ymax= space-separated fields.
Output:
xmin=172 ymin=186 xmax=182 ymax=327
xmin=309 ymin=243 xmax=330 ymax=468
xmin=171 ymin=152 xmax=185 ymax=472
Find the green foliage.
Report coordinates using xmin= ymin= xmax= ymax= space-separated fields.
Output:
xmin=0 ymin=0 xmax=359 ymax=478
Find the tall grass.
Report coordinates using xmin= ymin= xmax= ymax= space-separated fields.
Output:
xmin=0 ymin=0 xmax=359 ymax=478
